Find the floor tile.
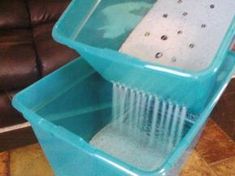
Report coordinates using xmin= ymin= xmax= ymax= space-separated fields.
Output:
xmin=211 ymin=156 xmax=235 ymax=176
xmin=195 ymin=119 xmax=235 ymax=164
xmin=212 ymin=93 xmax=235 ymax=140
xmin=222 ymin=78 xmax=235 ymax=96
xmin=10 ymin=144 xmax=54 ymax=176
xmin=0 ymin=152 xmax=9 ymax=176
xmin=180 ymin=151 xmax=216 ymax=176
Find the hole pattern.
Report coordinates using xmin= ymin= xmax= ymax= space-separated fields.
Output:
xmin=154 ymin=2 xmax=215 ymax=60
xmin=119 ymin=0 xmax=234 ymax=71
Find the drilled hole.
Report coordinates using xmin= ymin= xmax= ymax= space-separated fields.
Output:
xmin=177 ymin=0 xmax=183 ymax=4
xmin=210 ymin=4 xmax=215 ymax=9
xmin=171 ymin=57 xmax=177 ymax=62
xmin=177 ymin=30 xmax=183 ymax=34
xmin=189 ymin=43 xmax=195 ymax=48
xmin=161 ymin=35 xmax=168 ymax=40
xmin=144 ymin=32 xmax=150 ymax=37
xmin=163 ymin=14 xmax=168 ymax=18
xmin=182 ymin=12 xmax=188 ymax=16
xmin=155 ymin=52 xmax=163 ymax=59
xmin=201 ymin=24 xmax=206 ymax=28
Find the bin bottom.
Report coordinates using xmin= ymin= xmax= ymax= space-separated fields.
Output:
xmin=90 ymin=121 xmax=171 ymax=171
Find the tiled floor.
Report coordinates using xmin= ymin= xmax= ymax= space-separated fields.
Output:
xmin=0 ymin=119 xmax=234 ymax=176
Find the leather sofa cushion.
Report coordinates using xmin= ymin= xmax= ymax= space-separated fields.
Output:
xmin=33 ymin=23 xmax=78 ymax=76
xmin=0 ymin=29 xmax=32 ymax=46
xmin=0 ymin=92 xmax=25 ymax=128
xmin=0 ymin=29 xmax=39 ymax=91
xmin=0 ymin=0 xmax=29 ymax=29
xmin=28 ymin=0 xmax=70 ymax=26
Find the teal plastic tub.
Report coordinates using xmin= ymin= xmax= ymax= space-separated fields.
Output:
xmin=13 ymin=55 xmax=235 ymax=176
xmin=52 ymin=0 xmax=235 ymax=114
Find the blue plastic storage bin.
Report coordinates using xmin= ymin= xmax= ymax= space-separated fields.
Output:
xmin=13 ymin=54 xmax=235 ymax=175
xmin=52 ymin=0 xmax=235 ymax=114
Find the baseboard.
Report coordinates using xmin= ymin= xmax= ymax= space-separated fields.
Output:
xmin=0 ymin=122 xmax=37 ymax=152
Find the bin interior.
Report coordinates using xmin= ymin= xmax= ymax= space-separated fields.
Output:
xmin=13 ymin=58 xmax=197 ymax=171
xmin=36 ymin=74 xmax=112 ymax=142
xmin=35 ymin=78 xmax=195 ymax=170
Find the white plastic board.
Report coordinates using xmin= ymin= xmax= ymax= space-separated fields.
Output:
xmin=120 ymin=0 xmax=235 ymax=71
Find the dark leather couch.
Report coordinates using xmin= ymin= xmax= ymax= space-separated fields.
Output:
xmin=0 ymin=0 xmax=78 ymax=151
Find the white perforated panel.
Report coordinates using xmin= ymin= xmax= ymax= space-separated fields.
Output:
xmin=120 ymin=0 xmax=235 ymax=71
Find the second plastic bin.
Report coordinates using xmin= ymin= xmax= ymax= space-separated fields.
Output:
xmin=13 ymin=53 xmax=235 ymax=175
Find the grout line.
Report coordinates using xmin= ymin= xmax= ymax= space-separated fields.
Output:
xmin=211 ymin=119 xmax=235 ymax=143
xmin=0 ymin=122 xmax=30 ymax=134
xmin=210 ymin=155 xmax=235 ymax=166
xmin=197 ymin=119 xmax=235 ymax=166
xmin=196 ymin=151 xmax=219 ymax=176
xmin=7 ymin=152 xmax=10 ymax=176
